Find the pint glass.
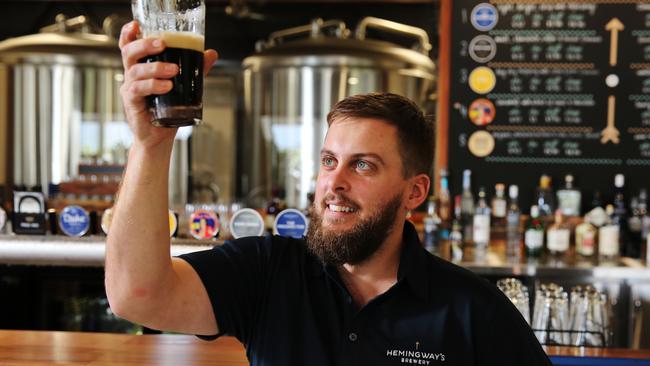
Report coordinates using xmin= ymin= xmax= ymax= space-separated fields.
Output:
xmin=132 ymin=0 xmax=205 ymax=127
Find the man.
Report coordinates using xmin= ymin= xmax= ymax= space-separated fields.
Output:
xmin=106 ymin=21 xmax=552 ymax=365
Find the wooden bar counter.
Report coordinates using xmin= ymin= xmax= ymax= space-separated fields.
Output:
xmin=0 ymin=330 xmax=248 ymax=365
xmin=1 ymin=330 xmax=650 ymax=365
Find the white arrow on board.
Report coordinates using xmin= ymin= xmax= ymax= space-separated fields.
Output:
xmin=606 ymin=18 xmax=624 ymax=67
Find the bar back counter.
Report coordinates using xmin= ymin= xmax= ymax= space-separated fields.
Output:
xmin=1 ymin=234 xmax=650 ymax=363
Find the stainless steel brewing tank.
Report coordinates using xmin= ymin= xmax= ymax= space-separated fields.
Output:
xmin=0 ymin=15 xmax=126 ymax=196
xmin=241 ymin=18 xmax=436 ymax=209
xmin=0 ymin=15 xmax=235 ymax=209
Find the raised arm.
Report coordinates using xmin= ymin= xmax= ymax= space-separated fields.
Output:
xmin=105 ymin=21 xmax=219 ymax=336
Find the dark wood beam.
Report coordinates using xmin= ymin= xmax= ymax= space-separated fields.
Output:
xmin=11 ymin=0 xmax=438 ymax=3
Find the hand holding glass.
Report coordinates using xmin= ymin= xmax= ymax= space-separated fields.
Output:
xmin=132 ymin=0 xmax=206 ymax=127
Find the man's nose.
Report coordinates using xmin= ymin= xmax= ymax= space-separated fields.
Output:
xmin=326 ymin=166 xmax=351 ymax=193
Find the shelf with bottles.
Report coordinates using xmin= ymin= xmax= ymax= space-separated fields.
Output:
xmin=424 ymin=208 xmax=649 ymax=269
xmin=424 ymin=169 xmax=650 ymax=266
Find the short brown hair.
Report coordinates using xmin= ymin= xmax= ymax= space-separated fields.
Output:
xmin=326 ymin=93 xmax=434 ymax=178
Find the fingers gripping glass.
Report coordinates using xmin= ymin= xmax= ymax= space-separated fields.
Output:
xmin=132 ymin=0 xmax=206 ymax=127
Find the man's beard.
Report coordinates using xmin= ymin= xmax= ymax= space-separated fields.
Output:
xmin=306 ymin=193 xmax=403 ymax=266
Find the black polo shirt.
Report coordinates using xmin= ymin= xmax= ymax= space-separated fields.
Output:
xmin=179 ymin=221 xmax=552 ymax=366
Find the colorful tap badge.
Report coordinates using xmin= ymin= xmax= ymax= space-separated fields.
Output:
xmin=229 ymin=208 xmax=265 ymax=239
xmin=58 ymin=205 xmax=91 ymax=237
xmin=273 ymin=209 xmax=308 ymax=239
xmin=101 ymin=207 xmax=113 ymax=235
xmin=0 ymin=206 xmax=6 ymax=232
xmin=468 ymin=66 xmax=496 ymax=94
xmin=468 ymin=130 xmax=495 ymax=158
xmin=470 ymin=3 xmax=498 ymax=31
xmin=189 ymin=209 xmax=220 ymax=240
xmin=13 ymin=191 xmax=47 ymax=235
xmin=468 ymin=98 xmax=496 ymax=126
xmin=168 ymin=210 xmax=178 ymax=238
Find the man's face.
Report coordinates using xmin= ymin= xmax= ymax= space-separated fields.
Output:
xmin=306 ymin=118 xmax=409 ymax=265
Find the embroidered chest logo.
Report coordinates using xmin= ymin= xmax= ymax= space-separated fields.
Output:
xmin=385 ymin=341 xmax=446 ymax=364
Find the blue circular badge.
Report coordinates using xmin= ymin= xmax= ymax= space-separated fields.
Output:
xmin=471 ymin=3 xmax=498 ymax=32
xmin=274 ymin=209 xmax=308 ymax=239
xmin=58 ymin=205 xmax=91 ymax=237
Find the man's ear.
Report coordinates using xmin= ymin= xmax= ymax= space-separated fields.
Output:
xmin=405 ymin=174 xmax=430 ymax=211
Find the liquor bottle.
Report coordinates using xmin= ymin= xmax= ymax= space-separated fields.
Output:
xmin=546 ymin=209 xmax=570 ymax=256
xmin=438 ymin=169 xmax=452 ymax=224
xmin=506 ymin=185 xmax=521 ymax=257
xmin=422 ymin=196 xmax=441 ymax=254
xmin=599 ymin=204 xmax=620 ymax=260
xmin=524 ymin=205 xmax=544 ymax=258
xmin=473 ymin=187 xmax=491 ymax=249
xmin=491 ymin=183 xmax=507 ymax=224
xmin=491 ymin=183 xmax=507 ymax=241
xmin=449 ymin=195 xmax=464 ymax=262
xmin=557 ymin=174 xmax=581 ymax=217
xmin=628 ymin=196 xmax=643 ymax=258
xmin=612 ymin=174 xmax=631 ymax=257
xmin=535 ymin=174 xmax=556 ymax=217
xmin=461 ymin=169 xmax=474 ymax=245
xmin=438 ymin=170 xmax=452 ymax=245
xmin=575 ymin=216 xmax=597 ymax=257
xmin=585 ymin=190 xmax=608 ymax=228
xmin=591 ymin=190 xmax=604 ymax=210
xmin=645 ymin=235 xmax=650 ymax=267
xmin=639 ymin=189 xmax=650 ymax=250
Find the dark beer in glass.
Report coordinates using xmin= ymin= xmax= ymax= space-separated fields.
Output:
xmin=144 ymin=32 xmax=204 ymax=127
xmin=132 ymin=0 xmax=206 ymax=127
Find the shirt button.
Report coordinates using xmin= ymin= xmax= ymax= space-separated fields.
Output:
xmin=348 ymin=332 xmax=358 ymax=342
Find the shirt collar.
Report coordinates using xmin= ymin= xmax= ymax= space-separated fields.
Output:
xmin=308 ymin=221 xmax=431 ymax=302
xmin=396 ymin=220 xmax=430 ymax=302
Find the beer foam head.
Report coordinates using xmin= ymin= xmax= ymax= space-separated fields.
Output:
xmin=147 ymin=31 xmax=204 ymax=52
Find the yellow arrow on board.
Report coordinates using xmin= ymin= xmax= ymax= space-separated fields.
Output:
xmin=606 ymin=18 xmax=624 ymax=67
xmin=601 ymin=95 xmax=620 ymax=144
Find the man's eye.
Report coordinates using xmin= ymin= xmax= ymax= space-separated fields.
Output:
xmin=356 ymin=160 xmax=370 ymax=170
xmin=322 ymin=157 xmax=335 ymax=167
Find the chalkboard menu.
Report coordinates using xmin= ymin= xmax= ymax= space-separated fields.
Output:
xmin=447 ymin=1 xmax=650 ymax=210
